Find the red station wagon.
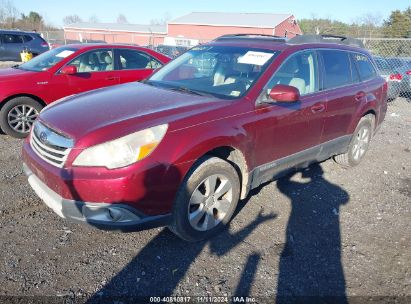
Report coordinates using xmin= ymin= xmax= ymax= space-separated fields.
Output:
xmin=0 ymin=44 xmax=170 ymax=138
xmin=22 ymin=34 xmax=387 ymax=241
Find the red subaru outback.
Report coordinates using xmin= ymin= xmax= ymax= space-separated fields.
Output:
xmin=22 ymin=34 xmax=387 ymax=241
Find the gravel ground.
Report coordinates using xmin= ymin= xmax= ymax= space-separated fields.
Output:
xmin=0 ymin=97 xmax=410 ymax=304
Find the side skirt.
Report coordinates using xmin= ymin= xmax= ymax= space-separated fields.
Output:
xmin=248 ymin=135 xmax=352 ymax=190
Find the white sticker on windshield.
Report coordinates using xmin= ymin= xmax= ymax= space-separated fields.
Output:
xmin=238 ymin=51 xmax=274 ymax=66
xmin=56 ymin=50 xmax=75 ymax=58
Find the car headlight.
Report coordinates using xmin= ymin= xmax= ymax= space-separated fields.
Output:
xmin=73 ymin=124 xmax=168 ymax=169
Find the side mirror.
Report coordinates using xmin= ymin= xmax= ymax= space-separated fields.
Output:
xmin=268 ymin=84 xmax=300 ymax=103
xmin=60 ymin=65 xmax=77 ymax=75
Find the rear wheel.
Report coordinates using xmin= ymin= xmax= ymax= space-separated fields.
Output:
xmin=169 ymin=156 xmax=240 ymax=242
xmin=0 ymin=97 xmax=43 ymax=138
xmin=334 ymin=114 xmax=374 ymax=167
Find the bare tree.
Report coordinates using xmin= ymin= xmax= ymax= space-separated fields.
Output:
xmin=88 ymin=15 xmax=99 ymax=23
xmin=0 ymin=0 xmax=19 ymax=28
xmin=63 ymin=14 xmax=82 ymax=25
xmin=116 ymin=14 xmax=128 ymax=24
xmin=150 ymin=12 xmax=171 ymax=25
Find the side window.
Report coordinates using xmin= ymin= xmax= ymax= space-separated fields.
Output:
xmin=266 ymin=51 xmax=319 ymax=95
xmin=352 ymin=53 xmax=377 ymax=81
xmin=23 ymin=35 xmax=33 ymax=42
xmin=68 ymin=50 xmax=114 ymax=72
xmin=1 ymin=34 xmax=24 ymax=44
xmin=320 ymin=50 xmax=352 ymax=89
xmin=117 ymin=49 xmax=162 ymax=70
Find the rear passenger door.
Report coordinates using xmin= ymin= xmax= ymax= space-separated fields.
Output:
xmin=114 ymin=48 xmax=163 ymax=83
xmin=319 ymin=50 xmax=363 ymax=143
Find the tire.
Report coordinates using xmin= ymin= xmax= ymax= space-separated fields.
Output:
xmin=0 ymin=97 xmax=43 ymax=138
xmin=169 ymin=156 xmax=241 ymax=242
xmin=334 ymin=114 xmax=374 ymax=167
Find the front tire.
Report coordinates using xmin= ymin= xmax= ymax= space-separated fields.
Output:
xmin=334 ymin=114 xmax=374 ymax=167
xmin=0 ymin=97 xmax=42 ymax=138
xmin=169 ymin=156 xmax=241 ymax=242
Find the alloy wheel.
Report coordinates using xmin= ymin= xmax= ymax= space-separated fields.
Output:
xmin=352 ymin=126 xmax=371 ymax=161
xmin=7 ymin=104 xmax=39 ymax=134
xmin=188 ymin=174 xmax=233 ymax=231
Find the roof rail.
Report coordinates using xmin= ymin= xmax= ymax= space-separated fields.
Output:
xmin=288 ymin=34 xmax=365 ymax=48
xmin=214 ymin=34 xmax=286 ymax=42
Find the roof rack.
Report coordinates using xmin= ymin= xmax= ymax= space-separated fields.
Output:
xmin=214 ymin=34 xmax=287 ymax=42
xmin=288 ymin=34 xmax=364 ymax=48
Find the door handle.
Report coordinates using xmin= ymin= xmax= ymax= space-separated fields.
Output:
xmin=311 ymin=103 xmax=325 ymax=113
xmin=105 ymin=76 xmax=119 ymax=81
xmin=355 ymin=91 xmax=366 ymax=101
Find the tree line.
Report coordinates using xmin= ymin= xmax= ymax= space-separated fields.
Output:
xmin=1 ymin=0 xmax=410 ymax=38
xmin=299 ymin=7 xmax=410 ymax=38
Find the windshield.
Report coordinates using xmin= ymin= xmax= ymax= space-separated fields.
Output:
xmin=148 ymin=46 xmax=278 ymax=99
xmin=17 ymin=47 xmax=78 ymax=72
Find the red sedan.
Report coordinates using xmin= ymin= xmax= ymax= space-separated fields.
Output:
xmin=0 ymin=44 xmax=170 ymax=138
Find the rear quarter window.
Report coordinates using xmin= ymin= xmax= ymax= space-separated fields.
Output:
xmin=320 ymin=50 xmax=352 ymax=89
xmin=352 ymin=53 xmax=377 ymax=81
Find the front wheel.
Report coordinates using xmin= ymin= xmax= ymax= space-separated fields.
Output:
xmin=334 ymin=114 xmax=374 ymax=167
xmin=0 ymin=97 xmax=43 ymax=138
xmin=169 ymin=156 xmax=240 ymax=242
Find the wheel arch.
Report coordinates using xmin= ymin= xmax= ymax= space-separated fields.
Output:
xmin=0 ymin=94 xmax=47 ymax=112
xmin=198 ymin=145 xmax=250 ymax=200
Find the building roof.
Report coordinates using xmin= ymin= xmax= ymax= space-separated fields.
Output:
xmin=63 ymin=22 xmax=167 ymax=34
xmin=169 ymin=12 xmax=292 ymax=28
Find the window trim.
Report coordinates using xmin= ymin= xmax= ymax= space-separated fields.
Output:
xmin=259 ymin=49 xmax=321 ymax=102
xmin=1 ymin=33 xmax=24 ymax=44
xmin=57 ymin=48 xmax=115 ymax=74
xmin=114 ymin=48 xmax=163 ymax=71
xmin=351 ymin=52 xmax=377 ymax=82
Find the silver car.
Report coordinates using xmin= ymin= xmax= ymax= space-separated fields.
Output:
xmin=374 ymin=56 xmax=401 ymax=101
xmin=386 ymin=57 xmax=411 ymax=99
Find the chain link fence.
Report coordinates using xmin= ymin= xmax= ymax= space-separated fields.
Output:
xmin=362 ymin=38 xmax=411 ymax=100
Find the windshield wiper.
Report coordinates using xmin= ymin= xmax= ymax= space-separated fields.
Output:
xmin=168 ymin=86 xmax=213 ymax=97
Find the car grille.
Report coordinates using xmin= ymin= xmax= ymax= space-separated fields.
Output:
xmin=30 ymin=122 xmax=74 ymax=168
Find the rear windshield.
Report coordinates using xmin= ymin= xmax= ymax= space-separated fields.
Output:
xmin=16 ymin=46 xmax=77 ymax=72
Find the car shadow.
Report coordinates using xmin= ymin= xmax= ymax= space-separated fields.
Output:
xmin=275 ymin=163 xmax=349 ymax=304
xmin=62 ymin=161 xmax=349 ymax=302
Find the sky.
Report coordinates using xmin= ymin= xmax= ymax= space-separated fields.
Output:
xmin=10 ymin=0 xmax=411 ymax=27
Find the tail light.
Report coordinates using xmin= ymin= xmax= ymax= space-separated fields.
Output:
xmin=406 ymin=70 xmax=411 ymax=75
xmin=41 ymin=42 xmax=49 ymax=48
xmin=389 ymin=73 xmax=403 ymax=81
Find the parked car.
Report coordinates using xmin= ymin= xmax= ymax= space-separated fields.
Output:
xmin=385 ymin=57 xmax=411 ymax=99
xmin=0 ymin=44 xmax=170 ymax=138
xmin=0 ymin=29 xmax=49 ymax=61
xmin=22 ymin=34 xmax=387 ymax=241
xmin=373 ymin=56 xmax=401 ymax=101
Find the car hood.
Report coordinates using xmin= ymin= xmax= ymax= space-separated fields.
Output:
xmin=0 ymin=67 xmax=37 ymax=81
xmin=39 ymin=82 xmax=224 ymax=148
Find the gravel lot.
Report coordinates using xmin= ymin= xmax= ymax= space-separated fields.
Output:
xmin=0 ymin=93 xmax=410 ymax=303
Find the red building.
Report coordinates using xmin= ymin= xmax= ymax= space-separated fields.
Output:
xmin=63 ymin=12 xmax=302 ymax=46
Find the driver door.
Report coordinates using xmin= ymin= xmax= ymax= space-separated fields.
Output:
xmin=252 ymin=50 xmax=326 ymax=179
xmin=50 ymin=49 xmax=120 ymax=100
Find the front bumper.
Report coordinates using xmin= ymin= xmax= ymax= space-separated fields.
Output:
xmin=24 ymin=163 xmax=171 ymax=231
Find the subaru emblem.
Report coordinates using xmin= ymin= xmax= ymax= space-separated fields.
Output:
xmin=39 ymin=131 xmax=48 ymax=144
